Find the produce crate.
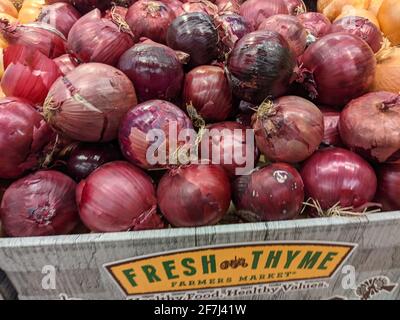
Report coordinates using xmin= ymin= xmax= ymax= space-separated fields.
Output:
xmin=0 ymin=270 xmax=17 ymax=300
xmin=0 ymin=211 xmax=399 ymax=300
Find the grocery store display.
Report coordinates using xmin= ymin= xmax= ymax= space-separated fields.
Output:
xmin=0 ymin=0 xmax=399 ymax=239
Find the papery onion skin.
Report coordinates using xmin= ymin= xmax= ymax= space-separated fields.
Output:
xmin=0 ymin=21 xmax=67 ymax=58
xmin=378 ymin=0 xmax=400 ymax=46
xmin=1 ymin=45 xmax=62 ymax=104
xmin=198 ymin=121 xmax=259 ymax=176
xmin=77 ymin=161 xmax=164 ymax=232
xmin=37 ymin=3 xmax=81 ymax=37
xmin=0 ymin=170 xmax=79 ymax=237
xmin=215 ymin=0 xmax=240 ymax=14
xmin=126 ymin=0 xmax=176 ymax=44
xmin=320 ymin=106 xmax=342 ymax=146
xmin=181 ymin=0 xmax=218 ymax=16
xmin=240 ymin=0 xmax=289 ymax=30
xmin=258 ymin=14 xmax=307 ymax=56
xmin=297 ymin=12 xmax=331 ymax=38
xmin=252 ymin=96 xmax=324 ymax=163
xmin=44 ymin=63 xmax=137 ymax=142
xmin=300 ymin=32 xmax=376 ymax=107
xmin=68 ymin=9 xmax=134 ymax=66
xmin=119 ymin=99 xmax=194 ymax=169
xmin=330 ymin=16 xmax=383 ymax=53
xmin=339 ymin=91 xmax=400 ymax=163
xmin=375 ymin=163 xmax=400 ymax=211
xmin=233 ymin=163 xmax=304 ymax=221
xmin=227 ymin=30 xmax=296 ymax=104
xmin=284 ymin=0 xmax=306 ymax=15
xmin=214 ymin=13 xmax=253 ymax=54
xmin=0 ymin=97 xmax=53 ymax=179
xmin=103 ymin=6 xmax=129 ymax=19
xmin=53 ymin=53 xmax=80 ymax=75
xmin=372 ymin=47 xmax=400 ymax=94
xmin=300 ymin=147 xmax=377 ymax=212
xmin=67 ymin=143 xmax=122 ymax=181
xmin=118 ymin=41 xmax=184 ymax=102
xmin=183 ymin=65 xmax=233 ymax=122
xmin=166 ymin=12 xmax=219 ymax=67
xmin=157 ymin=164 xmax=231 ymax=227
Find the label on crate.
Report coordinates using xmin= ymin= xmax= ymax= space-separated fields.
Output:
xmin=104 ymin=241 xmax=356 ymax=297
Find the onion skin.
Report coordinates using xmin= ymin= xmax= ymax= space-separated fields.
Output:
xmin=299 ymin=32 xmax=376 ymax=107
xmin=240 ymin=0 xmax=289 ymax=30
xmin=160 ymin=0 xmax=184 ymax=16
xmin=284 ymin=0 xmax=306 ymax=14
xmin=227 ymin=30 xmax=296 ymax=104
xmin=252 ymin=96 xmax=324 ymax=163
xmin=0 ymin=97 xmax=53 ymax=179
xmin=216 ymin=0 xmax=240 ymax=13
xmin=77 ymin=161 xmax=164 ymax=232
xmin=300 ymin=147 xmax=377 ymax=212
xmin=103 ymin=6 xmax=129 ymax=19
xmin=1 ymin=45 xmax=62 ymax=105
xmin=372 ymin=47 xmax=400 ymax=94
xmin=199 ymin=121 xmax=259 ymax=176
xmin=67 ymin=143 xmax=122 ymax=181
xmin=37 ymin=3 xmax=81 ymax=38
xmin=118 ymin=41 xmax=184 ymax=102
xmin=157 ymin=164 xmax=231 ymax=227
xmin=119 ymin=99 xmax=193 ymax=169
xmin=166 ymin=12 xmax=219 ymax=67
xmin=375 ymin=164 xmax=400 ymax=211
xmin=0 ymin=170 xmax=79 ymax=237
xmin=44 ymin=63 xmax=137 ymax=142
xmin=53 ymin=53 xmax=80 ymax=76
xmin=233 ymin=163 xmax=304 ymax=221
xmin=298 ymin=12 xmax=331 ymax=38
xmin=181 ymin=0 xmax=219 ymax=16
xmin=330 ymin=16 xmax=383 ymax=53
xmin=258 ymin=14 xmax=308 ymax=56
xmin=68 ymin=9 xmax=134 ymax=66
xmin=378 ymin=0 xmax=400 ymax=46
xmin=339 ymin=91 xmax=400 ymax=163
xmin=183 ymin=65 xmax=232 ymax=122
xmin=320 ymin=106 xmax=342 ymax=146
xmin=0 ymin=21 xmax=67 ymax=58
xmin=126 ymin=0 xmax=176 ymax=44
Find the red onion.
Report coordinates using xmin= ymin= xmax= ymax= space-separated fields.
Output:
xmin=215 ymin=0 xmax=240 ymax=14
xmin=297 ymin=12 xmax=331 ymax=39
xmin=166 ymin=12 xmax=219 ymax=67
xmin=118 ymin=40 xmax=184 ymax=102
xmin=0 ymin=170 xmax=79 ymax=237
xmin=44 ymin=63 xmax=137 ymax=142
xmin=1 ymin=45 xmax=62 ymax=105
xmin=227 ymin=30 xmax=296 ymax=104
xmin=67 ymin=143 xmax=121 ymax=181
xmin=119 ymin=99 xmax=194 ymax=169
xmin=198 ymin=121 xmax=258 ymax=176
xmin=59 ymin=0 xmax=114 ymax=14
xmin=283 ymin=0 xmax=306 ymax=15
xmin=375 ymin=164 xmax=400 ymax=211
xmin=0 ymin=97 xmax=53 ymax=179
xmin=236 ymin=112 xmax=253 ymax=127
xmin=0 ymin=21 xmax=67 ymax=58
xmin=300 ymin=147 xmax=377 ymax=214
xmin=77 ymin=161 xmax=164 ymax=232
xmin=339 ymin=92 xmax=400 ymax=163
xmin=126 ymin=0 xmax=176 ymax=44
xmin=252 ymin=96 xmax=324 ymax=163
xmin=330 ymin=16 xmax=383 ymax=53
xmin=103 ymin=6 xmax=129 ymax=19
xmin=240 ymin=0 xmax=289 ymax=30
xmin=214 ymin=13 xmax=253 ymax=54
xmin=183 ymin=65 xmax=233 ymax=122
xmin=320 ymin=106 xmax=342 ymax=147
xmin=53 ymin=54 xmax=80 ymax=76
xmin=233 ymin=163 xmax=304 ymax=221
xmin=160 ymin=0 xmax=184 ymax=16
xmin=37 ymin=3 xmax=81 ymax=38
xmin=68 ymin=9 xmax=134 ymax=66
xmin=157 ymin=164 xmax=231 ymax=227
xmin=181 ymin=0 xmax=218 ymax=16
xmin=299 ymin=33 xmax=376 ymax=107
xmin=258 ymin=14 xmax=307 ymax=56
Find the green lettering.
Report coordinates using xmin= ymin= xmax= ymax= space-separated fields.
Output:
xmin=141 ymin=265 xmax=161 ymax=283
xmin=318 ymin=252 xmax=338 ymax=270
xmin=239 ymin=276 xmax=248 ymax=282
xmin=251 ymin=251 xmax=263 ymax=269
xmin=122 ymin=268 xmax=137 ymax=287
xmin=201 ymin=255 xmax=216 ymax=274
xmin=265 ymin=251 xmax=282 ymax=268
xmin=162 ymin=260 xmax=179 ymax=280
xmin=182 ymin=258 xmax=196 ymax=276
xmin=298 ymin=251 xmax=322 ymax=269
xmin=197 ymin=279 xmax=207 ymax=285
xmin=284 ymin=251 xmax=301 ymax=268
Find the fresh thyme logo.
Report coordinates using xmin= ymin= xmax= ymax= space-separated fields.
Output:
xmin=104 ymin=242 xmax=356 ymax=297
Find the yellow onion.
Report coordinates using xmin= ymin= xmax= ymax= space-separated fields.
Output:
xmin=0 ymin=0 xmax=18 ymax=18
xmin=18 ymin=0 xmax=46 ymax=24
xmin=371 ymin=44 xmax=400 ymax=93
xmin=317 ymin=0 xmax=371 ymax=21
xmin=377 ymin=0 xmax=400 ymax=45
xmin=368 ymin=0 xmax=384 ymax=15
